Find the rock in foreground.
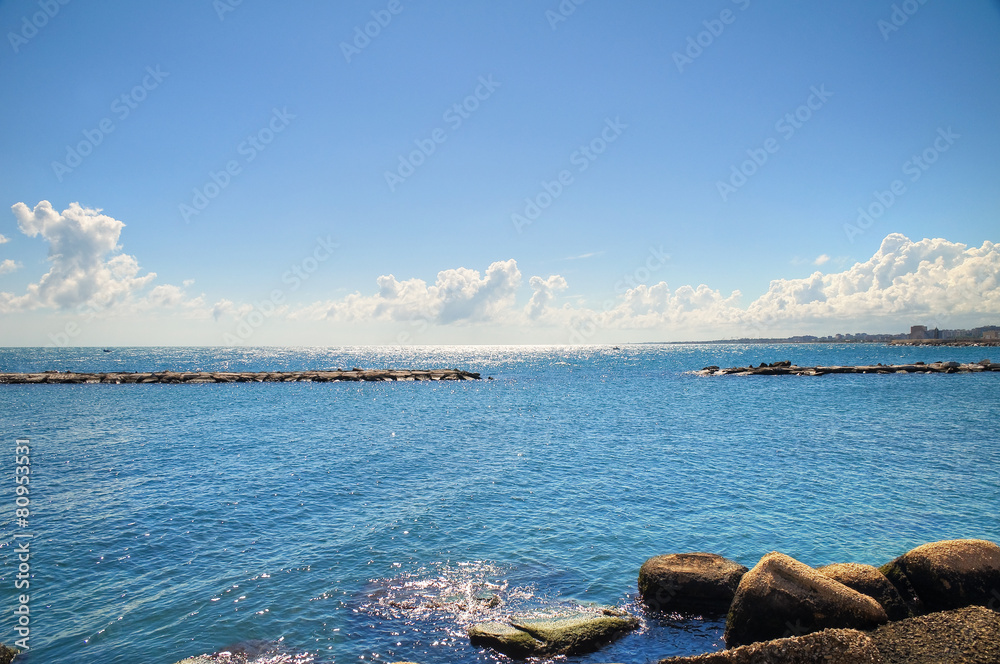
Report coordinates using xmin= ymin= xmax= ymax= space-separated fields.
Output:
xmin=639 ymin=552 xmax=748 ymax=614
xmin=725 ymin=552 xmax=887 ymax=647
xmin=817 ymin=563 xmax=911 ymax=621
xmin=869 ymin=605 xmax=1000 ymax=664
xmin=660 ymin=606 xmax=1000 ymax=663
xmin=468 ymin=608 xmax=638 ymax=657
xmin=659 ymin=627 xmax=880 ymax=663
xmin=879 ymin=539 xmax=1000 ymax=614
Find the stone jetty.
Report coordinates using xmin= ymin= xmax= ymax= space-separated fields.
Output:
xmin=0 ymin=368 xmax=481 ymax=385
xmin=694 ymin=359 xmax=998 ymax=376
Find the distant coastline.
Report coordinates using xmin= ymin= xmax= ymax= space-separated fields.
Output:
xmin=657 ymin=323 xmax=1000 ymax=346
xmin=662 ymin=338 xmax=1000 ymax=346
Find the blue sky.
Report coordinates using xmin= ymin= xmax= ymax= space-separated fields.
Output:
xmin=1 ymin=0 xmax=998 ymax=345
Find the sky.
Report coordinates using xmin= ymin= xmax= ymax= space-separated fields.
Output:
xmin=0 ymin=0 xmax=998 ymax=346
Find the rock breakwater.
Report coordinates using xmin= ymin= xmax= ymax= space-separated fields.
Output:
xmin=0 ymin=368 xmax=481 ymax=385
xmin=694 ymin=359 xmax=998 ymax=376
xmin=649 ymin=538 xmax=1000 ymax=662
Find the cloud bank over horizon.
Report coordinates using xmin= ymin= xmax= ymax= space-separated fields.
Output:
xmin=1 ymin=201 xmax=998 ymax=344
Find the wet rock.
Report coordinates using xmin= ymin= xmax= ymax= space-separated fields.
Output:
xmin=0 ymin=643 xmax=18 ymax=664
xmin=639 ymin=552 xmax=748 ymax=614
xmin=658 ymin=627 xmax=880 ymax=663
xmin=469 ymin=608 xmax=638 ymax=657
xmin=473 ymin=589 xmax=501 ymax=608
xmin=725 ymin=552 xmax=887 ymax=647
xmin=468 ymin=620 xmax=551 ymax=658
xmin=173 ymin=639 xmax=296 ymax=663
xmin=817 ymin=562 xmax=911 ymax=621
xmin=869 ymin=605 xmax=1000 ymax=664
xmin=879 ymin=538 xmax=1000 ymax=614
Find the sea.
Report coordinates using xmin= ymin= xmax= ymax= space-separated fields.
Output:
xmin=1 ymin=344 xmax=998 ymax=664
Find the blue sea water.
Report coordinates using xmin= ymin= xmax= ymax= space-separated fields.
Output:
xmin=1 ymin=344 xmax=998 ymax=664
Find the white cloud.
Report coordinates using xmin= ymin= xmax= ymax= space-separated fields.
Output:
xmin=746 ymin=234 xmax=1000 ymax=325
xmin=0 ymin=234 xmax=9 ymax=244
xmin=295 ymin=259 xmax=523 ymax=325
xmin=0 ymin=201 xmax=220 ymax=323
xmin=525 ymin=274 xmax=568 ymax=319
xmin=282 ymin=233 xmax=999 ymax=341
xmin=3 ymin=206 xmax=996 ymax=344
xmin=2 ymin=201 xmax=156 ymax=312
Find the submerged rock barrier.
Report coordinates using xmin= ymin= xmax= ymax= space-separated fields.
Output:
xmin=0 ymin=368 xmax=481 ymax=384
xmin=889 ymin=339 xmax=1000 ymax=347
xmin=694 ymin=359 xmax=998 ymax=376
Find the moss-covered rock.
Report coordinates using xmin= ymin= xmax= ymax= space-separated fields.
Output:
xmin=468 ymin=620 xmax=547 ymax=658
xmin=818 ymin=562 xmax=911 ymax=621
xmin=639 ymin=553 xmax=748 ymax=614
xmin=725 ymin=552 xmax=887 ymax=647
xmin=878 ymin=539 xmax=1000 ymax=615
xmin=468 ymin=608 xmax=638 ymax=657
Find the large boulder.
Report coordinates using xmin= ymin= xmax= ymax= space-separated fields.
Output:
xmin=639 ymin=553 xmax=748 ymax=614
xmin=817 ymin=562 xmax=911 ymax=621
xmin=869 ymin=605 xmax=1000 ymax=664
xmin=658 ymin=627 xmax=880 ymax=663
xmin=878 ymin=539 xmax=1000 ymax=614
xmin=725 ymin=552 xmax=888 ymax=647
xmin=468 ymin=608 xmax=638 ymax=657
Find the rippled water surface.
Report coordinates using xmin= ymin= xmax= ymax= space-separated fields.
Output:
xmin=1 ymin=344 xmax=998 ymax=663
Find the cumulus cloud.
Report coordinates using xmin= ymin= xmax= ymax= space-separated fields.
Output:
xmin=283 ymin=233 xmax=998 ymax=340
xmin=0 ymin=201 xmax=221 ymax=322
xmin=745 ymin=234 xmax=1000 ymax=324
xmin=525 ymin=274 xmax=568 ymax=319
xmin=0 ymin=234 xmax=9 ymax=244
xmin=296 ymin=260 xmax=523 ymax=325
xmin=3 ymin=207 xmax=996 ymax=344
xmin=2 ymin=201 xmax=156 ymax=312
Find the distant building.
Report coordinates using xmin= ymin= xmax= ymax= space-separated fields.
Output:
xmin=910 ymin=325 xmax=928 ymax=339
xmin=985 ymin=330 xmax=999 ymax=340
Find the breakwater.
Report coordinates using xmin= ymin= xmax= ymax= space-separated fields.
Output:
xmin=694 ymin=359 xmax=998 ymax=376
xmin=0 ymin=368 xmax=481 ymax=384
xmin=888 ymin=339 xmax=1000 ymax=346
